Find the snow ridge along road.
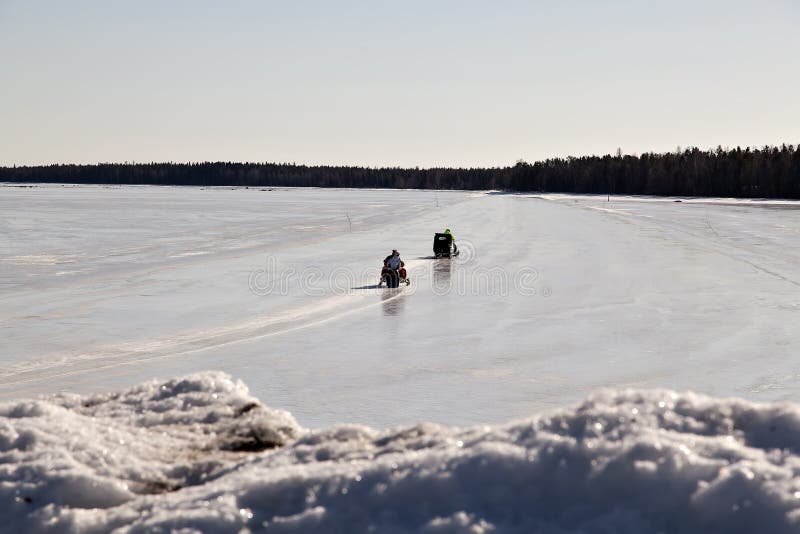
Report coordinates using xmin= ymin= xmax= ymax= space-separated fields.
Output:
xmin=6 ymin=371 xmax=800 ymax=533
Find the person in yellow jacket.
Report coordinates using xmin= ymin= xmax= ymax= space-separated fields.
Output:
xmin=444 ymin=229 xmax=458 ymax=255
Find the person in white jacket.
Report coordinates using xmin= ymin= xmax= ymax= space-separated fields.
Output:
xmin=384 ymin=249 xmax=403 ymax=270
xmin=382 ymin=249 xmax=408 ymax=287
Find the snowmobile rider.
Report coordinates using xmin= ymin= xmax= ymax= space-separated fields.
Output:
xmin=444 ymin=229 xmax=458 ymax=255
xmin=383 ymin=249 xmax=407 ymax=283
xmin=384 ymin=249 xmax=403 ymax=271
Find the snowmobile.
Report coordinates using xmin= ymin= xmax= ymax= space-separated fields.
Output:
xmin=379 ymin=264 xmax=410 ymax=288
xmin=433 ymin=233 xmax=459 ymax=258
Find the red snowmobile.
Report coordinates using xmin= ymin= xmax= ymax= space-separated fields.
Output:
xmin=380 ymin=264 xmax=410 ymax=288
xmin=379 ymin=251 xmax=410 ymax=288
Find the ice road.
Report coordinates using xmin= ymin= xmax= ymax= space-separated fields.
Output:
xmin=1 ymin=185 xmax=799 ymax=428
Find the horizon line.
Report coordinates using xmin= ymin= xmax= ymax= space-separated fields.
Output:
xmin=2 ymin=142 xmax=798 ymax=171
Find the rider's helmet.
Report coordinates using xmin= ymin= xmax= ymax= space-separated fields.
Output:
xmin=392 ymin=249 xmax=399 ymax=255
xmin=445 ymin=229 xmax=451 ymax=234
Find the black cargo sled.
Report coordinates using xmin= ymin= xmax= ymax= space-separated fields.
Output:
xmin=433 ymin=233 xmax=459 ymax=258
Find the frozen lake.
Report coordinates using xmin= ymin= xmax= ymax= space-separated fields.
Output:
xmin=2 ymin=184 xmax=799 ymax=427
xmin=4 ymin=184 xmax=800 ymax=532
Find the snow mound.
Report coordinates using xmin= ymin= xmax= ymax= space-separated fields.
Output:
xmin=0 ymin=372 xmax=299 ymax=531
xmin=4 ymin=374 xmax=800 ymax=533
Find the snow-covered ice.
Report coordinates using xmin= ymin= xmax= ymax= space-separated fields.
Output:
xmin=2 ymin=185 xmax=799 ymax=427
xmin=4 ymin=371 xmax=800 ymax=533
xmin=2 ymin=184 xmax=800 ymax=531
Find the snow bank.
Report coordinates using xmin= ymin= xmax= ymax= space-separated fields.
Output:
xmin=0 ymin=373 xmax=299 ymax=532
xmin=3 ymin=373 xmax=800 ymax=533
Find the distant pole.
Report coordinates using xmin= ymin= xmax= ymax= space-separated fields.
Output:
xmin=610 ymin=147 xmax=621 ymax=202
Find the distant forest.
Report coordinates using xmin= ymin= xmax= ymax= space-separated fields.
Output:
xmin=2 ymin=145 xmax=799 ymax=199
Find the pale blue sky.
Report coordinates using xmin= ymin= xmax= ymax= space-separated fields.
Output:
xmin=1 ymin=1 xmax=798 ymax=167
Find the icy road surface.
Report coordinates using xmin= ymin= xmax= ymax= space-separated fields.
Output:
xmin=1 ymin=185 xmax=799 ymax=428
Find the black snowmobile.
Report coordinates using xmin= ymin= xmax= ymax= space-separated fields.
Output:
xmin=433 ymin=233 xmax=459 ymax=258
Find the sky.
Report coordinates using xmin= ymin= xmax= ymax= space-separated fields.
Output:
xmin=1 ymin=0 xmax=799 ymax=168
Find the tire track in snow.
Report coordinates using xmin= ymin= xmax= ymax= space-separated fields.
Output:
xmin=561 ymin=199 xmax=800 ymax=288
xmin=0 ymin=283 xmax=411 ymax=389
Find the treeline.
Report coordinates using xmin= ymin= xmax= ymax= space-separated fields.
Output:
xmin=2 ymin=145 xmax=799 ymax=198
